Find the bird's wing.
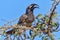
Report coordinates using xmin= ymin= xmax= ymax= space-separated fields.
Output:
xmin=18 ymin=14 xmax=28 ymax=24
xmin=26 ymin=14 xmax=34 ymax=23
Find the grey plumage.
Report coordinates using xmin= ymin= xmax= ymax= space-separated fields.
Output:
xmin=18 ymin=4 xmax=39 ymax=27
xmin=5 ymin=4 xmax=39 ymax=34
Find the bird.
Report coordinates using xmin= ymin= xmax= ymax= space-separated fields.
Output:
xmin=5 ymin=4 xmax=39 ymax=34
xmin=18 ymin=4 xmax=39 ymax=27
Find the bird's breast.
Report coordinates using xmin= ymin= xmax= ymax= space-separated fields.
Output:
xmin=26 ymin=14 xmax=34 ymax=22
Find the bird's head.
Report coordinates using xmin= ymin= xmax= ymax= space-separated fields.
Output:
xmin=28 ymin=4 xmax=39 ymax=10
xmin=26 ymin=4 xmax=39 ymax=13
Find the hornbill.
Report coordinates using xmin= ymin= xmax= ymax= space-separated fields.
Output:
xmin=18 ymin=4 xmax=39 ymax=27
xmin=5 ymin=4 xmax=39 ymax=34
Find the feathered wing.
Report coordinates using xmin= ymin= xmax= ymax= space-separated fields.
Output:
xmin=18 ymin=14 xmax=28 ymax=25
xmin=18 ymin=13 xmax=34 ymax=27
xmin=26 ymin=14 xmax=34 ymax=22
xmin=25 ymin=14 xmax=34 ymax=27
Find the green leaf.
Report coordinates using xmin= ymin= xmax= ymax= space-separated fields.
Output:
xmin=42 ymin=36 xmax=47 ymax=40
xmin=49 ymin=34 xmax=54 ymax=40
xmin=36 ymin=14 xmax=42 ymax=19
xmin=36 ymin=24 xmax=42 ymax=30
xmin=53 ymin=12 xmax=57 ymax=18
xmin=14 ymin=32 xmax=18 ymax=36
xmin=37 ymin=14 xmax=42 ymax=17
xmin=51 ymin=22 xmax=57 ymax=27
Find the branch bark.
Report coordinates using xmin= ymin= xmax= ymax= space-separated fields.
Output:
xmin=47 ymin=0 xmax=60 ymax=36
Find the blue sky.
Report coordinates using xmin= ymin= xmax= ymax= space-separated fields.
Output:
xmin=0 ymin=0 xmax=60 ymax=40
xmin=0 ymin=0 xmax=52 ymax=25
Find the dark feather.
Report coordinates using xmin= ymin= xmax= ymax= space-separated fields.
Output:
xmin=6 ymin=4 xmax=39 ymax=34
xmin=18 ymin=4 xmax=39 ymax=27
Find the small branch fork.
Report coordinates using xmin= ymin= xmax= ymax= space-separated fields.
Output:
xmin=47 ymin=0 xmax=60 ymax=36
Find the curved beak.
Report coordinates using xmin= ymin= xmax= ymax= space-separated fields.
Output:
xmin=33 ymin=4 xmax=39 ymax=8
